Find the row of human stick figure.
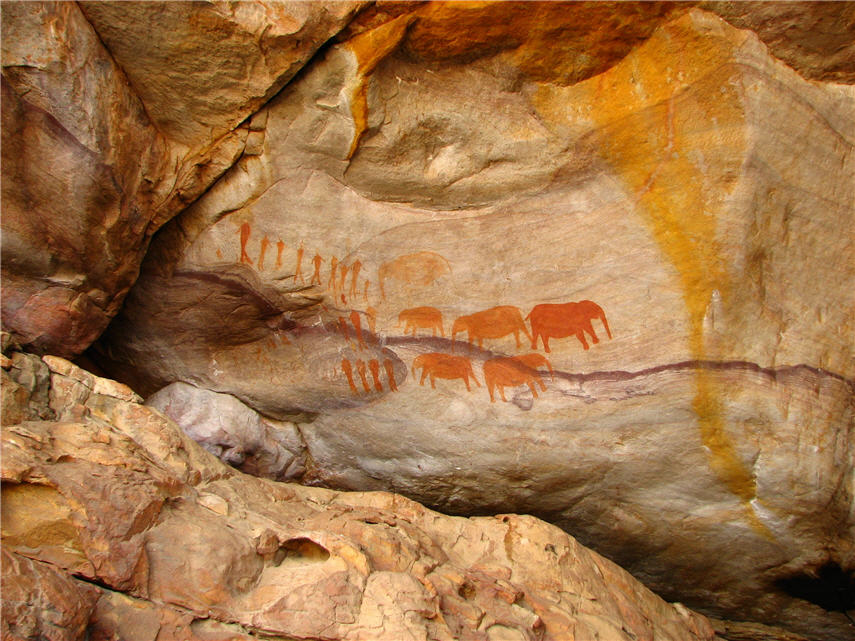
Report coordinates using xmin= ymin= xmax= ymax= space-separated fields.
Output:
xmin=341 ymin=357 xmax=399 ymax=395
xmin=239 ymin=223 xmax=369 ymax=303
xmin=340 ymin=351 xmax=555 ymax=403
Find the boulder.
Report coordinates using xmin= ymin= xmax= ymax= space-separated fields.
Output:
xmin=0 ymin=355 xmax=717 ymax=641
xmin=146 ymin=381 xmax=306 ymax=481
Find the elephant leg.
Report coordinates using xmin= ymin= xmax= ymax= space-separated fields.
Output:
xmin=499 ymin=386 xmax=507 ymax=402
xmin=464 ymin=376 xmax=471 ymax=392
xmin=542 ymin=335 xmax=551 ymax=352
xmin=488 ymin=382 xmax=495 ymax=402
xmin=420 ymin=369 xmax=428 ymax=385
xmin=537 ymin=375 xmax=547 ymax=392
xmin=514 ymin=331 xmax=521 ymax=348
xmin=575 ymin=330 xmax=589 ymax=350
xmin=430 ymin=375 xmax=436 ymax=389
xmin=584 ymin=319 xmax=599 ymax=344
xmin=528 ymin=381 xmax=539 ymax=399
xmin=531 ymin=331 xmax=539 ymax=350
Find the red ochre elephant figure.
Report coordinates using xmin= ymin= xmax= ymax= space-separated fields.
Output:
xmin=412 ymin=353 xmax=480 ymax=391
xmin=451 ymin=306 xmax=532 ymax=351
xmin=398 ymin=306 xmax=444 ymax=337
xmin=483 ymin=355 xmax=550 ymax=403
xmin=527 ymin=300 xmax=612 ymax=352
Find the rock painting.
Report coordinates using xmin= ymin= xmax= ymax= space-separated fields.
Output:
xmin=349 ymin=260 xmax=363 ymax=299
xmin=483 ymin=355 xmax=551 ymax=403
xmin=311 ymin=253 xmax=323 ymax=285
xmin=368 ymin=359 xmax=383 ymax=392
xmin=355 ymin=359 xmax=371 ymax=392
xmin=275 ymin=240 xmax=285 ymax=268
xmin=258 ymin=236 xmax=270 ymax=270
xmin=378 ymin=251 xmax=451 ymax=300
xmin=398 ymin=306 xmax=444 ymax=337
xmin=383 ymin=359 xmax=398 ymax=391
xmin=328 ymin=256 xmax=339 ymax=291
xmin=452 ymin=306 xmax=532 ymax=351
xmin=341 ymin=358 xmax=358 ymax=394
xmin=412 ymin=353 xmax=480 ymax=392
xmin=239 ymin=222 xmax=253 ymax=265
xmin=365 ymin=307 xmax=377 ymax=334
xmin=294 ymin=244 xmax=305 ymax=283
xmin=528 ymin=300 xmax=612 ymax=352
xmin=349 ymin=310 xmax=366 ymax=349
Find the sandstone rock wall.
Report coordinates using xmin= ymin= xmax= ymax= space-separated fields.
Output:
xmin=2 ymin=3 xmax=854 ymax=639
xmin=1 ymin=348 xmax=718 ymax=641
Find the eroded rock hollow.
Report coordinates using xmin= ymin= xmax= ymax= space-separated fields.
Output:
xmin=2 ymin=2 xmax=853 ymax=640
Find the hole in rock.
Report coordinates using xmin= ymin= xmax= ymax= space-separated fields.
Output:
xmin=272 ymin=537 xmax=330 ymax=566
xmin=776 ymin=562 xmax=855 ymax=613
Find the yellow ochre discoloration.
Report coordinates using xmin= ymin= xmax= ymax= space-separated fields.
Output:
xmin=344 ymin=13 xmax=414 ymax=159
xmin=535 ymin=11 xmax=771 ymax=535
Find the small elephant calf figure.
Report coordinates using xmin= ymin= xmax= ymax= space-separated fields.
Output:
xmin=483 ymin=354 xmax=551 ymax=403
xmin=412 ymin=353 xmax=480 ymax=391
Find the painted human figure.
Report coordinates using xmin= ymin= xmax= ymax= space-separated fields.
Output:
xmin=383 ymin=359 xmax=398 ymax=391
xmin=294 ymin=243 xmax=305 ymax=283
xmin=311 ymin=252 xmax=323 ymax=285
xmin=328 ymin=256 xmax=339 ymax=291
xmin=258 ymin=236 xmax=270 ymax=270
xmin=350 ymin=310 xmax=366 ymax=350
xmin=341 ymin=359 xmax=358 ymax=394
xmin=355 ymin=359 xmax=371 ymax=393
xmin=368 ymin=359 xmax=383 ymax=392
xmin=275 ymin=240 xmax=285 ymax=268
xmin=349 ymin=260 xmax=362 ymax=299
xmin=239 ymin=222 xmax=253 ymax=265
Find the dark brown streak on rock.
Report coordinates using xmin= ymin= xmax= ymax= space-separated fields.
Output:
xmin=385 ymin=335 xmax=854 ymax=390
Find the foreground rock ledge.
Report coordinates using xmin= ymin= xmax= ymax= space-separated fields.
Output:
xmin=1 ymin=353 xmax=716 ymax=641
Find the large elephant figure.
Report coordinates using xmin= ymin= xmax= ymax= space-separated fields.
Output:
xmin=452 ymin=306 xmax=532 ymax=350
xmin=527 ymin=300 xmax=612 ymax=352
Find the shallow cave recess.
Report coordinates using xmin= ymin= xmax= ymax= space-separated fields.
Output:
xmin=776 ymin=562 xmax=855 ymax=624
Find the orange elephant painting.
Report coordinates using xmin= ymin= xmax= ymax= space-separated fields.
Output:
xmin=412 ymin=353 xmax=479 ymax=392
xmin=398 ymin=306 xmax=444 ymax=337
xmin=482 ymin=356 xmax=547 ymax=403
xmin=527 ymin=300 xmax=612 ymax=352
xmin=378 ymin=251 xmax=451 ymax=299
xmin=452 ymin=306 xmax=532 ymax=350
